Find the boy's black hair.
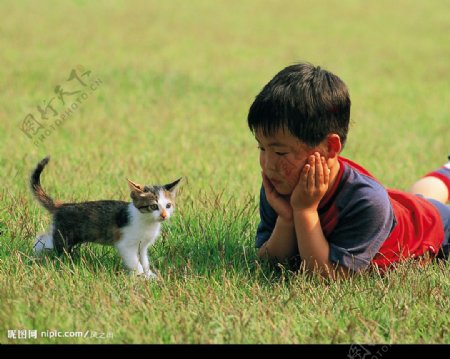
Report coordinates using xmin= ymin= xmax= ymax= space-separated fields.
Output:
xmin=247 ymin=63 xmax=351 ymax=148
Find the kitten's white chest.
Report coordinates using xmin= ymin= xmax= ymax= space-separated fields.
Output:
xmin=125 ymin=220 xmax=161 ymax=246
xmin=121 ymin=204 xmax=162 ymax=247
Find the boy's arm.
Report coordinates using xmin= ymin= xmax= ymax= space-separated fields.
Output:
xmin=293 ymin=209 xmax=351 ymax=279
xmin=291 ymin=153 xmax=352 ymax=279
xmin=258 ymin=173 xmax=298 ymax=262
xmin=258 ymin=217 xmax=297 ymax=262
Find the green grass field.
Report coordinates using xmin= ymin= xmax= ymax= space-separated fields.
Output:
xmin=1 ymin=0 xmax=449 ymax=344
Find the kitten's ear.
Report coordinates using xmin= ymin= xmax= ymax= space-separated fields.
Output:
xmin=164 ymin=177 xmax=182 ymax=195
xmin=127 ymin=178 xmax=145 ymax=193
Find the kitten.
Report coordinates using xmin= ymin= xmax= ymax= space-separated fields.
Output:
xmin=30 ymin=156 xmax=181 ymax=280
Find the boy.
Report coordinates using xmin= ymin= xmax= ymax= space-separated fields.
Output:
xmin=247 ymin=63 xmax=450 ymax=279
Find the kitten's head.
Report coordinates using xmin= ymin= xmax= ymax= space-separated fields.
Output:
xmin=127 ymin=178 xmax=182 ymax=222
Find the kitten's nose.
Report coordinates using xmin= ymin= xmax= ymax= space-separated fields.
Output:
xmin=160 ymin=209 xmax=167 ymax=220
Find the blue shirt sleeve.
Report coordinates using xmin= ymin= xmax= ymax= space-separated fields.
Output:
xmin=327 ymin=184 xmax=396 ymax=271
xmin=256 ymin=185 xmax=277 ymax=248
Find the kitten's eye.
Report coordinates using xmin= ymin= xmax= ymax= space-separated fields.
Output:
xmin=150 ymin=204 xmax=159 ymax=211
xmin=166 ymin=203 xmax=172 ymax=209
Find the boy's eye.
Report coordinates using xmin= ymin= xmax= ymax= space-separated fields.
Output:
xmin=166 ymin=203 xmax=172 ymax=209
xmin=150 ymin=204 xmax=159 ymax=211
xmin=275 ymin=152 xmax=288 ymax=156
xmin=257 ymin=145 xmax=265 ymax=151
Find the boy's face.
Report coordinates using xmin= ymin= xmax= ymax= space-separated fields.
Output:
xmin=255 ymin=129 xmax=323 ymax=195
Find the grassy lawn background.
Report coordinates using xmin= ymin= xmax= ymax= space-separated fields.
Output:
xmin=0 ymin=0 xmax=449 ymax=343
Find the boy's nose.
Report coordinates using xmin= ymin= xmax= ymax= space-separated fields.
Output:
xmin=264 ymin=158 xmax=277 ymax=171
xmin=260 ymin=152 xmax=278 ymax=172
xmin=266 ymin=163 xmax=276 ymax=171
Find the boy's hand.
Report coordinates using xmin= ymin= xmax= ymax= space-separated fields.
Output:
xmin=290 ymin=152 xmax=330 ymax=212
xmin=261 ymin=172 xmax=293 ymax=221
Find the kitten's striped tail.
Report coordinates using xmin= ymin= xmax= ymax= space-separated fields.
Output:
xmin=30 ymin=156 xmax=60 ymax=214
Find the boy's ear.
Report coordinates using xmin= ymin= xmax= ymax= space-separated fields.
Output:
xmin=326 ymin=134 xmax=342 ymax=158
xmin=127 ymin=179 xmax=145 ymax=193
xmin=164 ymin=177 xmax=182 ymax=195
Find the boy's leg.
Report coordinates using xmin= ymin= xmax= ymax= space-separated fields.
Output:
xmin=410 ymin=177 xmax=448 ymax=204
xmin=426 ymin=198 xmax=450 ymax=259
xmin=409 ymin=156 xmax=450 ymax=204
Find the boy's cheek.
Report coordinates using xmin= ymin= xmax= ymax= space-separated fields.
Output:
xmin=280 ymin=157 xmax=301 ymax=179
xmin=259 ymin=153 xmax=266 ymax=170
xmin=280 ymin=159 xmax=301 ymax=187
xmin=279 ymin=158 xmax=291 ymax=176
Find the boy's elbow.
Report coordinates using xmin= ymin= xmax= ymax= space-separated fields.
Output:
xmin=258 ymin=242 xmax=281 ymax=261
xmin=257 ymin=243 xmax=291 ymax=264
xmin=316 ymin=262 xmax=354 ymax=280
xmin=257 ymin=243 xmax=270 ymax=260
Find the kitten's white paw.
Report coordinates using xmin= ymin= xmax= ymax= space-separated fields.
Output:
xmin=33 ymin=234 xmax=54 ymax=256
xmin=144 ymin=271 xmax=158 ymax=280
